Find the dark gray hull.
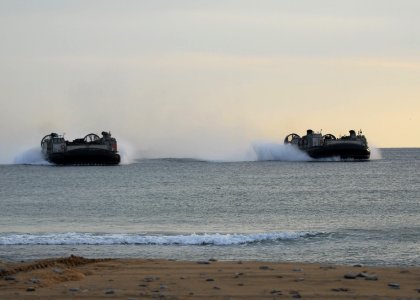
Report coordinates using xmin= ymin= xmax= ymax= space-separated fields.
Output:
xmin=304 ymin=143 xmax=370 ymax=160
xmin=46 ymin=148 xmax=121 ymax=165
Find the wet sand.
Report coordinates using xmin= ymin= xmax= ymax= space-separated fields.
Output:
xmin=1 ymin=255 xmax=420 ymax=299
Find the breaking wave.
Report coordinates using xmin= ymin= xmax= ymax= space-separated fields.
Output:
xmin=0 ymin=231 xmax=322 ymax=246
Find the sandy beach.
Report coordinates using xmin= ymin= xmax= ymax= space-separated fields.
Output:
xmin=1 ymin=255 xmax=419 ymax=299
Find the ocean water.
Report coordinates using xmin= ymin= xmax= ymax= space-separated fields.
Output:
xmin=1 ymin=147 xmax=419 ymax=266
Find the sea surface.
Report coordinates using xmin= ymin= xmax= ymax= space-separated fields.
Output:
xmin=1 ymin=147 xmax=419 ymax=266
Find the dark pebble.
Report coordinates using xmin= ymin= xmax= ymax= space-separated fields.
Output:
xmin=69 ymin=288 xmax=80 ymax=292
xmin=104 ymin=289 xmax=115 ymax=294
xmin=213 ymin=286 xmax=220 ymax=290
xmin=364 ymin=274 xmax=378 ymax=281
xmin=30 ymin=278 xmax=40 ymax=284
xmin=26 ymin=287 xmax=36 ymax=292
xmin=293 ymin=268 xmax=303 ymax=272
xmin=206 ymin=278 xmax=215 ymax=282
xmin=144 ymin=276 xmax=160 ymax=282
xmin=290 ymin=291 xmax=302 ymax=298
xmin=388 ymin=282 xmax=400 ymax=289
xmin=209 ymin=258 xmax=217 ymax=262
xmin=353 ymin=264 xmax=363 ymax=268
xmin=5 ymin=275 xmax=16 ymax=281
xmin=259 ymin=266 xmax=272 ymax=270
xmin=320 ymin=265 xmax=336 ymax=270
xmin=52 ymin=267 xmax=63 ymax=274
xmin=332 ymin=288 xmax=349 ymax=292
xmin=344 ymin=273 xmax=358 ymax=279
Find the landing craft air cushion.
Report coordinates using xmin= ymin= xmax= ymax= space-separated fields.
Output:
xmin=41 ymin=131 xmax=121 ymax=165
xmin=284 ymin=129 xmax=370 ymax=160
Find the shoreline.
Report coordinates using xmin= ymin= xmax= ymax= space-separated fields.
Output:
xmin=1 ymin=255 xmax=420 ymax=299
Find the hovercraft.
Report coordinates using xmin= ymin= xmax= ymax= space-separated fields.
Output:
xmin=41 ymin=131 xmax=121 ymax=165
xmin=284 ymin=129 xmax=370 ymax=160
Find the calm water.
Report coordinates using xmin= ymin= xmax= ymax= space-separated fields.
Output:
xmin=1 ymin=148 xmax=419 ymax=266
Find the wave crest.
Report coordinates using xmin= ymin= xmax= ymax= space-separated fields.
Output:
xmin=0 ymin=231 xmax=322 ymax=246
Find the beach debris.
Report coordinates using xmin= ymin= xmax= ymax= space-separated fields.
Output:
xmin=104 ymin=288 xmax=115 ymax=294
xmin=30 ymin=278 xmax=40 ymax=284
xmin=196 ymin=261 xmax=210 ymax=265
xmin=320 ymin=265 xmax=336 ymax=270
xmin=344 ymin=272 xmax=358 ymax=279
xmin=295 ymin=277 xmax=305 ymax=282
xmin=289 ymin=290 xmax=302 ymax=298
xmin=233 ymin=272 xmax=243 ymax=278
xmin=361 ymin=273 xmax=378 ymax=281
xmin=206 ymin=278 xmax=215 ymax=282
xmin=353 ymin=264 xmax=363 ymax=268
xmin=357 ymin=272 xmax=379 ymax=280
xmin=4 ymin=275 xmax=16 ymax=281
xmin=332 ymin=287 xmax=349 ymax=292
xmin=259 ymin=265 xmax=273 ymax=270
xmin=26 ymin=287 xmax=36 ymax=292
xmin=52 ymin=267 xmax=63 ymax=274
xmin=388 ymin=282 xmax=400 ymax=289
xmin=270 ymin=289 xmax=282 ymax=295
xmin=293 ymin=268 xmax=303 ymax=272
xmin=208 ymin=258 xmax=217 ymax=262
xmin=344 ymin=272 xmax=378 ymax=280
xmin=144 ymin=276 xmax=160 ymax=282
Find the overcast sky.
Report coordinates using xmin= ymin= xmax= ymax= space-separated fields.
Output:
xmin=1 ymin=1 xmax=419 ymax=163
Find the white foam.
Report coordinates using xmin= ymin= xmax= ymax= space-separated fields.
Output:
xmin=252 ymin=142 xmax=312 ymax=161
xmin=0 ymin=231 xmax=321 ymax=245
xmin=13 ymin=147 xmax=50 ymax=165
xmin=370 ymin=146 xmax=382 ymax=160
xmin=116 ymin=139 xmax=137 ymax=165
